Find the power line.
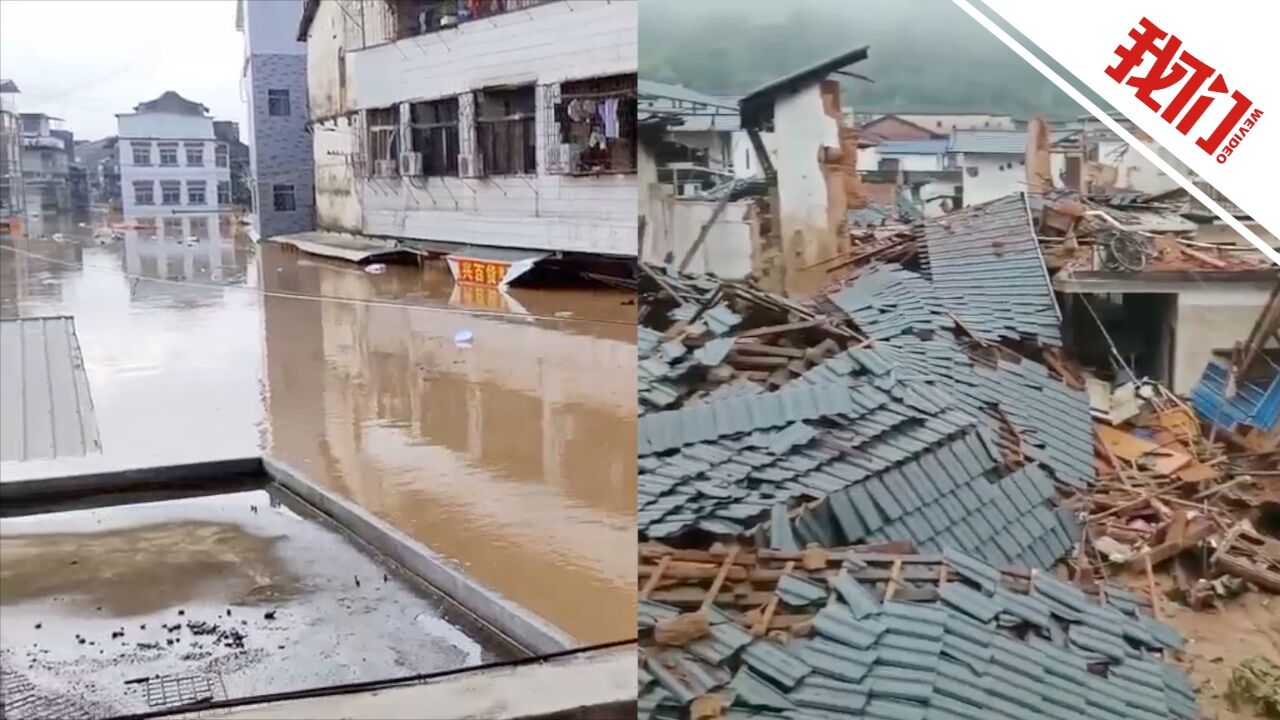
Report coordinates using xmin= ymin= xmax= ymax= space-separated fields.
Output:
xmin=0 ymin=243 xmax=638 ymax=329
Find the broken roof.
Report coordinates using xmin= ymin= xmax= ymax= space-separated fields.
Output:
xmin=640 ymin=547 xmax=1196 ymax=720
xmin=740 ymin=45 xmax=870 ymax=130
xmin=0 ymin=79 xmax=18 ymax=94
xmin=640 ymin=79 xmax=741 ymax=133
xmin=921 ymin=193 xmax=1062 ymax=347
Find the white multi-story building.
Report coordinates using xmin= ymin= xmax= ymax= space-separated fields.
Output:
xmin=117 ymin=92 xmax=231 ymax=216
xmin=298 ymin=0 xmax=637 ymax=258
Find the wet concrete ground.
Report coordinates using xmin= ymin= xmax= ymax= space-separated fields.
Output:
xmin=0 ymin=218 xmax=637 ymax=646
xmin=0 ymin=488 xmax=518 ymax=717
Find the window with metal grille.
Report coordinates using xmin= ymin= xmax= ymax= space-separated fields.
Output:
xmin=185 ymin=143 xmax=204 ymax=166
xmin=268 ymin=89 xmax=291 ymax=117
xmin=556 ymin=74 xmax=637 ymax=175
xmin=160 ymin=180 xmax=181 ymax=205
xmin=133 ymin=180 xmax=154 ymax=205
xmin=409 ymin=98 xmax=458 ymax=176
xmin=273 ymin=184 xmax=296 ymax=212
xmin=158 ymin=143 xmax=179 ymax=166
xmin=367 ymin=107 xmax=399 ymax=177
xmin=187 ymin=180 xmax=206 ymax=205
xmin=132 ymin=142 xmax=151 ymax=165
xmin=475 ymin=86 xmax=535 ymax=175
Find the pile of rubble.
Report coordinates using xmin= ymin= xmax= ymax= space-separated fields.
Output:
xmin=637 ymin=190 xmax=1276 ymax=719
xmin=1068 ymin=378 xmax=1280 ymax=609
xmin=639 ymin=541 xmax=1196 ymax=720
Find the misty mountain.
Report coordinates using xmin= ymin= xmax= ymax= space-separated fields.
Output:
xmin=640 ymin=0 xmax=1087 ymax=120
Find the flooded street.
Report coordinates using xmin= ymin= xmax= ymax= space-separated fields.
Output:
xmin=0 ymin=221 xmax=637 ymax=645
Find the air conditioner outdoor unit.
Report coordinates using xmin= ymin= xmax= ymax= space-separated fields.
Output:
xmin=374 ymin=159 xmax=397 ymax=177
xmin=399 ymin=152 xmax=422 ymax=176
xmin=458 ymin=153 xmax=484 ymax=178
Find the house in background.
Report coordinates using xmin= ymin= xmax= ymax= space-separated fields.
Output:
xmin=857 ymin=113 xmax=944 ymax=142
xmin=946 ymin=129 xmax=1028 ymax=206
xmin=238 ymin=0 xmax=313 ymax=238
xmin=0 ymin=79 xmax=25 ymax=230
xmin=19 ymin=113 xmax=72 ymax=214
xmin=298 ymin=0 xmax=637 ymax=267
xmin=76 ymin=136 xmax=121 ymax=208
xmin=871 ymin=138 xmax=949 ymax=172
xmin=116 ymin=92 xmax=231 ymax=217
xmin=213 ymin=120 xmax=253 ymax=209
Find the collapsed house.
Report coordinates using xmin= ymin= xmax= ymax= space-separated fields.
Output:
xmin=637 ymin=182 xmax=1277 ymax=717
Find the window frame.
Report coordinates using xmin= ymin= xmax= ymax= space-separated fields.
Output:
xmin=409 ymin=97 xmax=459 ymax=177
xmin=555 ymin=74 xmax=638 ymax=176
xmin=272 ymin=184 xmax=297 ymax=212
xmin=132 ymin=142 xmax=151 ymax=166
xmin=267 ymin=89 xmax=291 ymax=117
xmin=132 ymin=180 xmax=154 ymax=206
xmin=215 ymin=143 xmax=229 ymax=168
xmin=186 ymin=180 xmax=207 ymax=206
xmin=185 ymin=142 xmax=204 ymax=167
xmin=158 ymin=142 xmax=179 ymax=167
xmin=217 ymin=180 xmax=231 ymax=205
xmin=160 ymin=180 xmax=182 ymax=205
xmin=475 ymin=86 xmax=537 ymax=176
xmin=367 ymin=107 xmax=400 ymax=177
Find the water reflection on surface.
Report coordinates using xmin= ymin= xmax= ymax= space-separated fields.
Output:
xmin=261 ymin=243 xmax=637 ymax=643
xmin=1 ymin=218 xmax=637 ymax=645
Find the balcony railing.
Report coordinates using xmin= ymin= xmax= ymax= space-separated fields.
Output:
xmin=391 ymin=0 xmax=551 ymax=41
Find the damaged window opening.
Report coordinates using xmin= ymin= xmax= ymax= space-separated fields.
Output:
xmin=368 ymin=107 xmax=400 ymax=177
xmin=556 ymin=74 xmax=637 ymax=175
xmin=160 ymin=180 xmax=181 ymax=205
xmin=475 ymin=86 xmax=536 ymax=175
xmin=158 ymin=142 xmax=179 ymax=167
xmin=391 ymin=0 xmax=549 ymax=39
xmin=133 ymin=180 xmax=154 ymax=205
xmin=409 ymin=98 xmax=459 ymax=176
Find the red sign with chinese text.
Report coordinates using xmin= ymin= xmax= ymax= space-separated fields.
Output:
xmin=1106 ymin=18 xmax=1263 ymax=164
xmin=454 ymin=258 xmax=510 ymax=287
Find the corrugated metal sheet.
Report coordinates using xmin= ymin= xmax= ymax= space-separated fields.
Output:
xmin=1189 ymin=359 xmax=1279 ymax=434
xmin=947 ymin=130 xmax=1026 ymax=155
xmin=640 ymin=551 xmax=1198 ymax=720
xmin=921 ymin=193 xmax=1062 ymax=346
xmin=878 ymin=139 xmax=950 ymax=156
xmin=0 ymin=316 xmax=100 ymax=462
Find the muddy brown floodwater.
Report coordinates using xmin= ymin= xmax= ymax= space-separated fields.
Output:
xmin=0 ymin=224 xmax=637 ymax=646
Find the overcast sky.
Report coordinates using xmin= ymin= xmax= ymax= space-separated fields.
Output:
xmin=0 ymin=0 xmax=245 ymax=142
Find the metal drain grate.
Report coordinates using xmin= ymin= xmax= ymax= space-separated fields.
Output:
xmin=141 ymin=674 xmax=224 ymax=709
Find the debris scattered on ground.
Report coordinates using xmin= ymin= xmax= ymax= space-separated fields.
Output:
xmin=1226 ymin=656 xmax=1280 ymax=718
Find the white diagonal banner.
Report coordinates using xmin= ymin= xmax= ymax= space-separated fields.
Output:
xmin=954 ymin=0 xmax=1280 ymax=267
